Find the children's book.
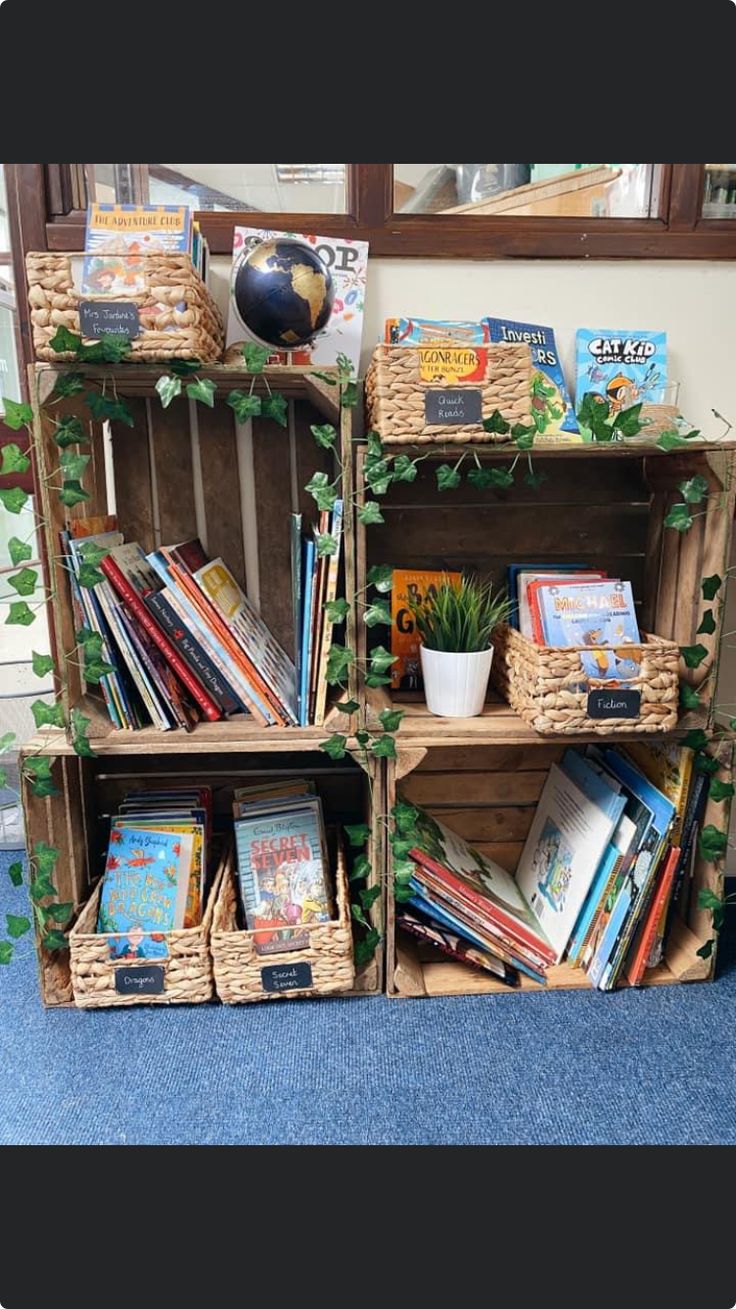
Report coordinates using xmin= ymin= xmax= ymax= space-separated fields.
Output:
xmin=82 ymin=204 xmax=192 ymax=296
xmin=486 ymin=317 xmax=579 ymax=438
xmin=625 ymin=845 xmax=680 ymax=986
xmin=391 ymin=570 xmax=461 ymax=691
xmin=299 ymin=538 xmax=316 ymax=726
xmin=406 ymin=879 xmax=547 ymax=985
xmin=385 ymin=317 xmax=490 ymax=346
xmin=507 ymin=561 xmax=587 ymax=630
xmin=530 ymin=579 xmax=641 ymax=681
xmin=234 ymin=802 xmax=332 ymax=955
xmin=97 ymin=825 xmax=187 ymax=958
xmin=515 ymin=569 xmax=605 ymax=639
xmin=116 ymin=820 xmax=201 ymax=928
xmin=575 ymin=329 xmax=667 ymax=437
xmin=290 ymin=513 xmax=303 ymax=717
xmin=314 ymin=499 xmax=344 ymax=727
xmin=226 ymin=226 xmax=368 ymax=373
xmin=397 ymin=906 xmax=520 ymax=987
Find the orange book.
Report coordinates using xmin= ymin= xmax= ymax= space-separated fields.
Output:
xmin=626 ymin=846 xmax=680 ymax=987
xmin=390 ymin=570 xmax=461 ymax=691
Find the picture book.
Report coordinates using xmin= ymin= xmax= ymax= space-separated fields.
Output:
xmin=391 ymin=570 xmax=461 ymax=691
xmin=514 ymin=568 xmax=605 ymax=638
xmin=397 ymin=907 xmax=520 ymax=987
xmin=486 ymin=317 xmax=579 ymax=437
xmin=507 ymin=562 xmax=587 ymax=630
xmin=515 ymin=763 xmax=619 ymax=962
xmin=226 ymin=226 xmax=368 ymax=373
xmin=385 ymin=317 xmax=490 ymax=346
xmin=531 ymin=579 xmax=641 ymax=681
xmin=575 ymin=329 xmax=667 ymax=437
xmin=623 ymin=742 xmax=693 ymax=845
xmin=97 ymin=825 xmax=187 ymax=959
xmin=234 ymin=803 xmax=332 ymax=955
xmin=82 ymin=204 xmax=192 ymax=296
xmin=407 ymin=878 xmax=547 ymax=985
xmin=626 ymin=845 xmax=680 ymax=986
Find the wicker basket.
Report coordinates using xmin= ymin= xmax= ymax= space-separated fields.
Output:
xmin=491 ymin=623 xmax=680 ymax=736
xmin=68 ymin=853 xmax=225 ymax=1008
xmin=26 ymin=251 xmax=225 ymax=363
xmin=365 ymin=341 xmax=533 ymax=443
xmin=211 ymin=832 xmax=355 ymax=1003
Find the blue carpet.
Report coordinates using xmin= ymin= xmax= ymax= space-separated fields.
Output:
xmin=2 ymin=849 xmax=736 ymax=1145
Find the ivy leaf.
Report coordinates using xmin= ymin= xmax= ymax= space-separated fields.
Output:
xmin=33 ymin=841 xmax=59 ymax=878
xmin=488 ymin=468 xmax=515 ymax=490
xmin=310 ymin=423 xmax=337 ymax=449
xmin=8 ymin=536 xmax=32 ymax=566
xmin=85 ymin=392 xmax=134 ymax=427
xmin=7 ymin=861 xmax=23 ymax=887
xmin=393 ymin=800 xmax=420 ymax=834
xmin=53 ymin=372 xmax=85 ymax=398
xmin=694 ymin=753 xmax=720 ymax=776
xmin=391 ymin=454 xmax=418 ymax=483
xmin=261 ymin=393 xmax=288 ymax=427
xmin=364 ymin=599 xmax=391 ymax=628
xmin=335 ymin=699 xmax=360 ymax=715
xmin=54 ymin=415 xmax=88 ymax=449
xmin=8 ymin=568 xmax=38 ymax=597
xmin=680 ymin=643 xmax=708 ymax=669
xmin=305 ymin=471 xmax=338 ymax=512
xmin=682 ymin=729 xmax=709 ymax=751
xmin=315 ymin=532 xmax=338 ymax=558
xmin=482 ymin=410 xmax=510 ymax=435
xmin=709 ymin=777 xmax=735 ymax=803
xmin=525 ymin=469 xmax=549 ymax=490
xmin=359 ymin=885 xmax=381 ymax=911
xmin=76 ymin=626 xmax=104 ymax=658
xmin=6 ymin=601 xmax=35 ymax=626
xmin=24 ymin=756 xmax=58 ymax=798
xmin=358 ymin=501 xmax=384 ymax=526
xmin=345 ymin=823 xmax=371 ymax=848
xmin=49 ymin=325 xmax=82 ymax=356
xmin=59 ymin=450 xmax=91 ymax=482
xmin=326 ymin=644 xmax=354 ymax=686
xmin=227 ymin=390 xmax=261 ymax=422
xmin=436 ymin=463 xmax=462 ymax=491
xmin=349 ymin=854 xmax=371 ymax=884
xmin=699 ymin=824 xmax=728 ymax=862
xmin=696 ymin=939 xmax=715 ymax=960
xmin=31 ymin=651 xmax=54 ymax=678
xmin=679 ymin=474 xmax=709 ymax=505
xmin=342 ymin=380 xmax=359 ymax=409
xmin=679 ymin=682 xmax=702 ymax=711
xmin=78 ymin=540 xmax=110 ymax=568
xmin=0 ymin=942 xmax=13 ymax=965
xmin=1 ymin=442 xmax=30 ymax=475
xmin=43 ymin=929 xmax=69 ymax=952
xmin=324 ymin=597 xmax=350 ymax=624
xmin=0 ymin=731 xmax=15 ymax=753
xmin=78 ymin=333 xmax=132 ymax=364
xmin=0 ymin=487 xmax=29 ymax=514
xmin=512 ymin=424 xmax=535 ymax=449
xmin=351 ymin=903 xmax=370 ymax=928
xmin=664 ymin=503 xmax=693 ymax=533
xmin=393 ymin=859 xmax=416 ymax=884
xmin=241 ymin=343 xmax=271 ymax=373
xmin=59 ymin=480 xmax=91 ymax=508
xmin=394 ymin=883 xmax=414 ymax=904
xmin=698 ymin=887 xmax=724 ymax=912
xmin=320 ymin=733 xmax=347 ymax=760
xmin=355 ymin=730 xmax=370 ymax=747
xmin=71 ymin=709 xmax=94 ymax=757
xmin=83 ymin=658 xmax=117 ymax=685
xmin=366 ymin=564 xmax=393 ymax=593
xmin=31 ymin=699 xmax=65 ymax=730
xmin=657 ymin=430 xmax=689 ymax=452
xmin=467 ymin=466 xmax=494 ymax=490
xmin=611 ymin=402 xmax=644 ymax=437
xmin=1 ymin=396 xmax=33 ymax=430
xmin=370 ymin=645 xmax=397 ymax=675
xmin=30 ymin=876 xmax=55 ymax=903
xmin=702 ymin=575 xmax=723 ymax=601
xmin=696 ymin=609 xmax=717 ymax=636
xmin=169 ymin=359 xmax=202 ymax=377
xmin=365 ymin=672 xmax=393 ymax=688
xmin=379 ymin=707 xmax=405 ymax=732
xmin=155 ymin=375 xmax=182 ymax=408
xmin=44 ymin=901 xmax=74 ymax=924
xmin=371 ymin=734 xmax=397 ymax=759
xmin=186 ymin=377 xmax=216 ymax=408
xmin=6 ymin=913 xmax=31 ymax=939
xmin=365 ymin=460 xmax=393 ymax=497
xmin=311 ymin=370 xmax=338 ymax=386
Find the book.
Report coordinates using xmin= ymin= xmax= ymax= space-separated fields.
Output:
xmin=314 ymin=500 xmax=344 ymax=727
xmin=308 ymin=510 xmax=330 ymax=723
xmin=530 ymin=579 xmax=641 ymax=682
xmin=568 ymin=813 xmax=636 ymax=966
xmin=234 ymin=802 xmax=332 ymax=955
xmin=397 ymin=906 xmax=520 ymax=987
xmin=407 ymin=880 xmax=547 ymax=985
xmin=144 ymin=589 xmax=244 ymax=717
xmin=290 ymin=513 xmax=303 ymax=719
xmin=507 ymin=561 xmax=588 ymax=631
xmin=116 ymin=819 xmax=202 ymax=929
xmin=625 ymin=845 xmax=680 ymax=985
xmin=485 ymin=317 xmax=579 ymax=438
xmin=385 ymin=317 xmax=490 ymax=346
xmin=515 ymin=762 xmax=619 ymax=963
xmin=299 ymin=538 xmax=316 ymax=726
xmin=575 ymin=328 xmax=667 ymax=437
xmin=62 ymin=528 xmax=130 ymax=730
xmin=82 ymin=203 xmax=192 ymax=296
xmin=514 ymin=569 xmax=605 ymax=639
xmin=226 ymin=227 xmax=368 ymax=373
xmin=97 ymin=825 xmax=188 ymax=958
xmin=391 ymin=570 xmax=461 ymax=691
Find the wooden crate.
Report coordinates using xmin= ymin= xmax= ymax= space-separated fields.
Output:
xmin=355 ymin=442 xmax=736 ymax=746
xmin=20 ymin=739 xmax=384 ymax=1007
xmin=385 ymin=742 xmax=734 ymax=998
xmin=31 ymin=363 xmax=356 ymax=751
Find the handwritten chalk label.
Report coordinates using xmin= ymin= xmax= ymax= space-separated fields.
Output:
xmin=114 ymin=964 xmax=165 ymax=996
xmin=79 ymin=300 xmax=140 ymax=340
xmin=587 ymin=689 xmax=641 ymax=719
xmin=424 ymin=388 xmax=482 ymax=426
xmin=260 ymin=962 xmax=313 ymax=993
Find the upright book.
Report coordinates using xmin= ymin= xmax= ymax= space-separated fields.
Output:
xmin=486 ymin=317 xmax=579 ymax=438
xmin=82 ymin=203 xmax=192 ymax=296
xmin=576 ymin=328 xmax=667 ymax=437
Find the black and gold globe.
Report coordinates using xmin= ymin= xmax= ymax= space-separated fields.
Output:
xmin=233 ymin=239 xmax=335 ymax=349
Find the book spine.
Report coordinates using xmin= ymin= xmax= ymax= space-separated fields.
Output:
xmin=314 ymin=500 xmax=343 ymax=727
xmin=299 ymin=540 xmax=315 ymax=726
xmin=116 ymin=605 xmax=179 ymax=730
xmin=145 ymin=591 xmax=243 ymax=717
xmin=100 ymin=556 xmax=221 ymax=723
xmin=670 ymin=772 xmax=708 ymax=916
xmin=626 ymin=846 xmax=680 ymax=986
xmin=101 ymin=594 xmax=170 ymax=730
xmin=601 ymin=834 xmax=666 ymax=990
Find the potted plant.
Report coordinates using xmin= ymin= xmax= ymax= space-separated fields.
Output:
xmin=409 ymin=574 xmax=512 ymax=718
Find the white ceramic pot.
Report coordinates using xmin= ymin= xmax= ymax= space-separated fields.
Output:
xmin=420 ymin=645 xmax=494 ymax=718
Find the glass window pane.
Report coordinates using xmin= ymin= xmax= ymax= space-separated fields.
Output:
xmin=393 ymin=164 xmax=659 ymax=218
xmin=702 ymin=164 xmax=736 ymax=218
xmin=0 ymin=165 xmax=8 ymax=251
xmin=85 ymin=164 xmax=347 ymax=213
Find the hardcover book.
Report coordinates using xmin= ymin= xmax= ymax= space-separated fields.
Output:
xmin=391 ymin=570 xmax=461 ymax=691
xmin=486 ymin=317 xmax=579 ymax=437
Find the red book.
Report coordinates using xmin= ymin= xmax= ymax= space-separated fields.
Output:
xmin=100 ymin=554 xmax=222 ymax=724
xmin=625 ymin=846 xmax=680 ymax=987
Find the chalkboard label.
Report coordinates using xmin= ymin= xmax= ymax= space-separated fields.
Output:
xmin=261 ymin=962 xmax=313 ymax=993
xmin=424 ymin=388 xmax=482 ymax=426
xmin=587 ymin=689 xmax=641 ymax=719
xmin=114 ymin=964 xmax=165 ymax=996
xmin=79 ymin=300 xmax=140 ymax=340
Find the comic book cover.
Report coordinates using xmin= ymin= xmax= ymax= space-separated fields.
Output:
xmin=532 ymin=579 xmax=641 ymax=682
xmin=575 ymin=329 xmax=667 ymax=437
xmin=391 ymin=570 xmax=461 ymax=691
xmin=235 ymin=803 xmax=332 ymax=955
xmin=97 ymin=826 xmax=188 ymax=959
xmin=83 ymin=204 xmax=192 ymax=296
xmin=486 ymin=317 xmax=580 ymax=438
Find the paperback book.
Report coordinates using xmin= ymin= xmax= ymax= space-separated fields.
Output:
xmin=576 ymin=328 xmax=667 ymax=437
xmin=486 ymin=317 xmax=579 ymax=438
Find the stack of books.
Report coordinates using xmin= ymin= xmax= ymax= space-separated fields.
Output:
xmin=82 ymin=203 xmax=210 ymax=298
xmin=96 ymin=785 xmax=212 ymax=957
xmin=291 ymin=502 xmax=344 ymax=727
xmin=400 ymin=741 xmax=702 ymax=990
xmin=508 ymin=563 xmax=642 ymax=679
xmin=233 ymin=780 xmax=334 ymax=954
xmin=63 ymin=518 xmax=298 ymax=731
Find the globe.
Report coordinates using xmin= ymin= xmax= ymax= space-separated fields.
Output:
xmin=233 ymin=239 xmax=335 ymax=349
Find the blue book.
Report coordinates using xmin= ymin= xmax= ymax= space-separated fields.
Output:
xmin=97 ymin=825 xmax=186 ymax=958
xmin=535 ymin=579 xmax=641 ymax=681
xmin=291 ymin=514 xmax=303 ymax=719
xmin=567 ymin=844 xmax=618 ymax=965
xmin=486 ymin=317 xmax=578 ymax=436
xmin=299 ymin=538 xmax=316 ymax=727
xmin=408 ymin=884 xmax=547 ymax=986
xmin=588 ymin=882 xmax=632 ymax=987
xmin=562 ymin=749 xmax=627 ymax=827
xmin=576 ymin=328 xmax=667 ymax=437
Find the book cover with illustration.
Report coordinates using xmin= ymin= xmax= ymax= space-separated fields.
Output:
xmin=116 ymin=820 xmax=203 ymax=929
xmin=83 ymin=204 xmax=192 ymax=296
xmin=235 ymin=803 xmax=332 ymax=955
xmin=385 ymin=317 xmax=490 ymax=346
xmin=531 ymin=579 xmax=641 ymax=681
xmin=486 ymin=317 xmax=580 ymax=438
xmin=226 ymin=226 xmax=368 ymax=372
xmin=97 ymin=825 xmax=187 ymax=959
xmin=391 ymin=570 xmax=461 ymax=691
xmin=575 ymin=329 xmax=667 ymax=436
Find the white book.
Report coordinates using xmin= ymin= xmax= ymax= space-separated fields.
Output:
xmin=517 ymin=570 xmax=603 ymax=639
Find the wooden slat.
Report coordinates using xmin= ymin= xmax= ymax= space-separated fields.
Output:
xmin=108 ymin=397 xmax=154 ymax=553
xmin=196 ymin=403 xmax=247 ymax=594
xmin=293 ymin=398 xmax=334 ymax=527
xmin=413 ymin=744 xmax=566 ymax=772
xmin=148 ymin=399 xmax=197 ymax=544
xmin=383 ymin=455 xmax=649 ymax=508
xmin=422 ymin=805 xmax=535 ymax=842
xmin=374 ymin=503 xmax=650 ymax=560
xmin=401 ymin=769 xmax=547 ymax=807
xmin=251 ymin=412 xmax=296 ymax=656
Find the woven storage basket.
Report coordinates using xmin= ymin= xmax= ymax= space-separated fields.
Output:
xmin=491 ymin=623 xmax=680 ymax=736
xmin=26 ymin=251 xmax=225 ymax=363
xmin=365 ymin=341 xmax=533 ymax=443
xmin=212 ymin=832 xmax=355 ymax=1003
xmin=68 ymin=853 xmax=224 ymax=1008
